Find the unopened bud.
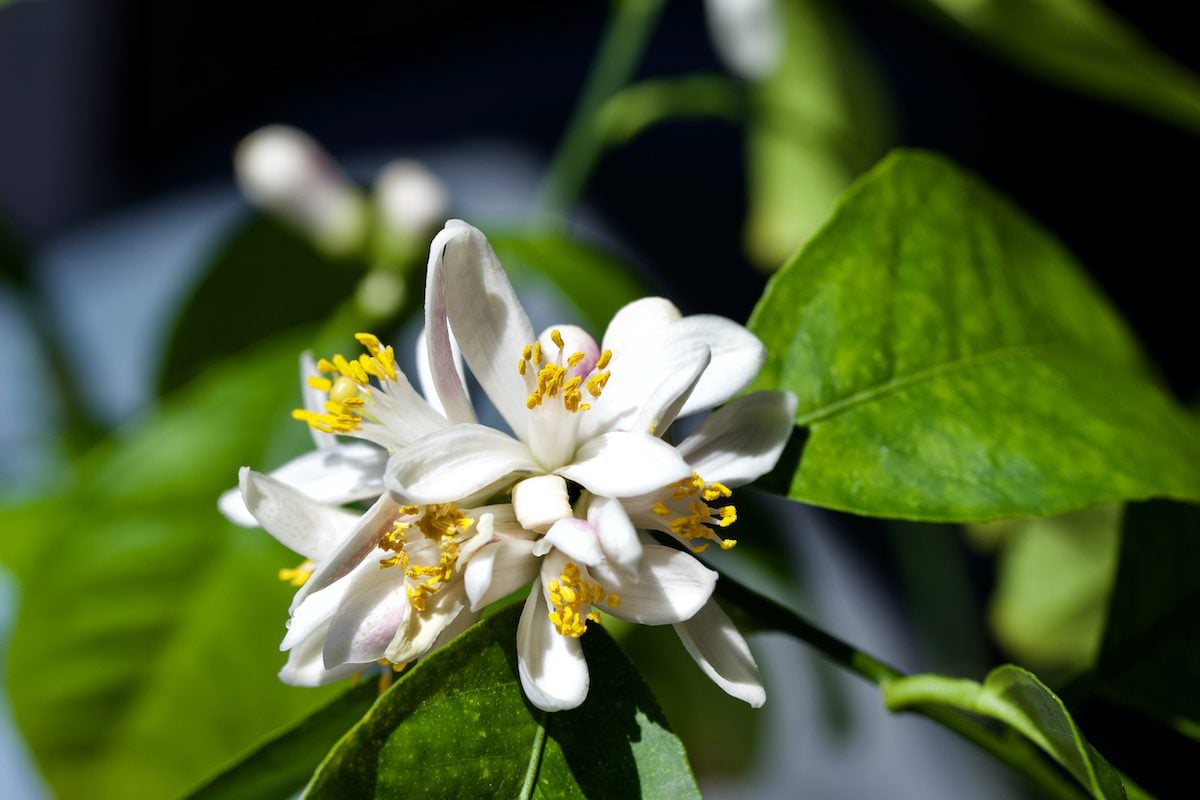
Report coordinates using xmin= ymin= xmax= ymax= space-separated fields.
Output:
xmin=374 ymin=160 xmax=450 ymax=239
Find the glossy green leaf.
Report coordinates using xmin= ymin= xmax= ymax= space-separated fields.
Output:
xmin=488 ymin=231 xmax=651 ymax=333
xmin=1093 ymin=500 xmax=1200 ymax=727
xmin=971 ymin=505 xmax=1120 ymax=672
xmin=4 ymin=334 xmax=343 ymax=799
xmin=749 ymin=149 xmax=1200 ymax=521
xmin=744 ymin=0 xmax=891 ymax=268
xmin=905 ymin=0 xmax=1200 ymax=134
xmin=156 ymin=214 xmax=364 ymax=394
xmin=305 ymin=602 xmax=700 ymax=799
xmin=185 ymin=682 xmax=379 ymax=800
xmin=884 ymin=665 xmax=1127 ymax=799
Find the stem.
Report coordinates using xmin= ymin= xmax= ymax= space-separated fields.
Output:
xmin=715 ymin=578 xmax=1088 ymax=800
xmin=519 ymin=711 xmax=548 ymax=800
xmin=535 ymin=0 xmax=668 ymax=219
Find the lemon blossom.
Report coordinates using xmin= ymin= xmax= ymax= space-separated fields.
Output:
xmin=374 ymin=220 xmax=796 ymax=711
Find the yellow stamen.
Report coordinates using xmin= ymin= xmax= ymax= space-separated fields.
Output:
xmin=550 ymin=329 xmax=565 ymax=349
xmin=294 ymin=331 xmax=400 ymax=434
xmin=278 ymin=559 xmax=315 ymax=587
xmin=547 ymin=562 xmax=617 ymax=638
xmin=656 ymin=473 xmax=739 ymax=553
xmin=377 ymin=504 xmax=474 ymax=612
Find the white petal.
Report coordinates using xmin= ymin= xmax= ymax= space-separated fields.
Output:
xmin=279 ymin=620 xmax=368 ymax=687
xmin=221 ymin=442 xmax=387 ymax=528
xmin=300 ymin=351 xmax=337 ymax=450
xmin=292 ymin=493 xmax=400 ymax=612
xmin=677 ymin=391 xmax=797 ymax=487
xmin=322 ymin=567 xmax=411 ymax=667
xmin=429 ymin=605 xmax=479 ymax=651
xmin=437 ymin=220 xmax=536 ymax=441
xmin=236 ymin=468 xmax=360 ymax=560
xmin=558 ymin=432 xmax=691 ymax=498
xmin=281 ymin=573 xmax=356 ymax=651
xmin=512 ymin=474 xmax=572 ymax=533
xmin=590 ymin=544 xmax=716 ymax=625
xmin=587 ymin=495 xmax=642 ymax=575
xmin=670 ymin=315 xmax=766 ymax=417
xmin=465 ymin=538 xmax=540 ymax=611
xmin=628 ymin=344 xmax=710 ymax=437
xmin=674 ymin=598 xmax=765 ymax=707
xmin=384 ymin=424 xmax=539 ymax=504
xmin=539 ymin=518 xmax=604 ymax=566
xmin=601 ymin=297 xmax=681 ymax=354
xmin=517 ymin=582 xmax=589 ymax=712
xmin=385 ymin=582 xmax=468 ymax=664
xmin=423 ymin=224 xmax=479 ymax=426
xmin=366 ymin=368 xmax=453 ymax=446
xmin=416 ymin=326 xmax=472 ymax=423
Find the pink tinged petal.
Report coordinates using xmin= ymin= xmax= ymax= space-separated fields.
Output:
xmin=437 ymin=220 xmax=536 ymax=442
xmin=465 ymin=538 xmax=540 ymax=611
xmin=322 ymin=568 xmax=411 ymax=667
xmin=385 ymin=582 xmax=468 ymax=664
xmin=587 ymin=495 xmax=642 ymax=576
xmin=301 ymin=351 xmax=337 ymax=450
xmin=279 ymin=620 xmax=369 ymax=687
xmin=536 ymin=518 xmax=604 ymax=566
xmin=590 ymin=544 xmax=717 ymax=625
xmin=601 ymin=297 xmax=682 ymax=353
xmin=292 ymin=493 xmax=401 ymax=612
xmin=235 ymin=468 xmax=360 ymax=560
xmin=383 ymin=424 xmax=539 ymax=504
xmin=517 ymin=583 xmax=589 ymax=712
xmin=220 ymin=442 xmax=388 ymax=528
xmin=676 ymin=390 xmax=798 ymax=487
xmin=423 ymin=223 xmax=479 ymax=426
xmin=674 ymin=599 xmax=765 ymax=707
xmin=415 ymin=326 xmax=472 ymax=423
xmin=557 ymin=431 xmax=692 ymax=498
xmin=512 ymin=474 xmax=572 ymax=533
xmin=538 ymin=324 xmax=600 ymax=378
xmin=669 ymin=315 xmax=766 ymax=417
xmin=281 ymin=574 xmax=356 ymax=651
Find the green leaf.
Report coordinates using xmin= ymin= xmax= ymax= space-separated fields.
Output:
xmin=971 ymin=505 xmax=1121 ymax=672
xmin=749 ymin=149 xmax=1200 ymax=521
xmin=156 ymin=214 xmax=364 ymax=395
xmin=185 ymin=682 xmax=379 ymax=800
xmin=884 ymin=665 xmax=1127 ymax=799
xmin=905 ymin=0 xmax=1200 ymax=135
xmin=305 ymin=602 xmax=701 ymax=799
xmin=3 ymin=333 xmax=343 ymax=799
xmin=744 ymin=0 xmax=892 ymax=268
xmin=1093 ymin=500 xmax=1200 ymax=728
xmin=488 ymin=231 xmax=651 ymax=333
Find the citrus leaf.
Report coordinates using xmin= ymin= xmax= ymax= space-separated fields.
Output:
xmin=749 ymin=149 xmax=1200 ymax=521
xmin=884 ymin=665 xmax=1127 ymax=799
xmin=305 ymin=602 xmax=700 ymax=799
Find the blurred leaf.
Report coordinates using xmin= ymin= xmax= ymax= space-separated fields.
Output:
xmin=185 ymin=682 xmax=379 ymax=800
xmin=744 ymin=0 xmax=892 ymax=268
xmin=904 ymin=0 xmax=1200 ymax=135
xmin=156 ymin=214 xmax=365 ymax=395
xmin=884 ymin=665 xmax=1127 ymax=798
xmin=750 ymin=149 xmax=1200 ymax=521
xmin=306 ymin=602 xmax=700 ymax=799
xmin=973 ymin=505 xmax=1121 ymax=673
xmin=1093 ymin=500 xmax=1200 ymax=728
xmin=3 ymin=332 xmax=345 ymax=799
xmin=596 ymin=74 xmax=745 ymax=145
xmin=488 ymin=231 xmax=651 ymax=333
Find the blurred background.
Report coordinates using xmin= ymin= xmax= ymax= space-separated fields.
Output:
xmin=1 ymin=1 xmax=1197 ymax=797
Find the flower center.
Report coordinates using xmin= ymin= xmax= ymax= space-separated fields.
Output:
xmin=653 ymin=472 xmax=738 ymax=553
xmin=518 ymin=328 xmax=612 ymax=414
xmin=292 ymin=332 xmax=397 ymax=433
xmin=547 ymin=562 xmax=621 ymax=638
xmin=377 ymin=503 xmax=474 ymax=612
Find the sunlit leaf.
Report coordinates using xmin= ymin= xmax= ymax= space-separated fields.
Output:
xmin=904 ymin=0 xmax=1200 ymax=134
xmin=1093 ymin=500 xmax=1200 ymax=728
xmin=305 ymin=602 xmax=700 ymax=799
xmin=883 ymin=665 xmax=1127 ymax=798
xmin=744 ymin=0 xmax=892 ymax=268
xmin=750 ymin=149 xmax=1200 ymax=520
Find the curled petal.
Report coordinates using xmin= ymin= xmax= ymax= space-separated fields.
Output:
xmin=590 ymin=544 xmax=716 ymax=625
xmin=587 ymin=495 xmax=641 ymax=576
xmin=416 ymin=326 xmax=472 ymax=423
xmin=517 ymin=583 xmax=589 ymax=712
xmin=235 ymin=467 xmax=360 ymax=560
xmin=465 ymin=538 xmax=540 ymax=611
xmin=385 ymin=582 xmax=468 ymax=665
xmin=536 ymin=517 xmax=605 ymax=567
xmin=674 ymin=599 xmax=765 ymax=707
xmin=292 ymin=494 xmax=401 ymax=612
xmin=279 ymin=619 xmax=369 ymax=687
xmin=322 ymin=567 xmax=411 ymax=667
xmin=676 ymin=390 xmax=797 ymax=487
xmin=668 ymin=315 xmax=766 ymax=417
xmin=281 ymin=575 xmax=355 ymax=652
xmin=578 ymin=342 xmax=710 ymax=442
xmin=558 ymin=432 xmax=692 ymax=498
xmin=384 ymin=424 xmax=539 ymax=505
xmin=423 ymin=224 xmax=479 ymax=426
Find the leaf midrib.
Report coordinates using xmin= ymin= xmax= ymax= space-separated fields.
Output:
xmin=793 ymin=342 xmax=1081 ymax=427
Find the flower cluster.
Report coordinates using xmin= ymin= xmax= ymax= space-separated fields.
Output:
xmin=221 ymin=220 xmax=795 ymax=711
